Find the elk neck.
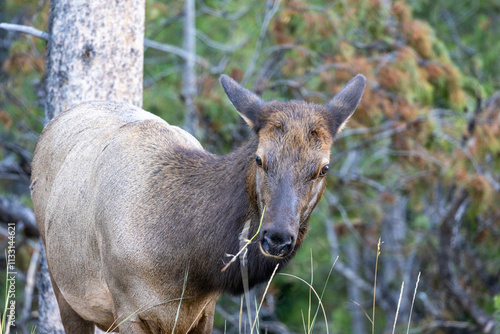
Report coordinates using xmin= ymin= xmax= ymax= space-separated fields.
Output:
xmin=152 ymin=135 xmax=286 ymax=294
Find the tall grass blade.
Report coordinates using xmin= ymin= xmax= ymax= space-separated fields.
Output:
xmin=239 ymin=207 xmax=266 ymax=333
xmin=301 ymin=310 xmax=307 ymax=334
xmin=406 ymin=272 xmax=421 ymax=334
xmin=280 ymin=273 xmax=329 ymax=334
xmin=221 ymin=207 xmax=266 ymax=272
xmin=251 ymin=264 xmax=279 ymax=333
xmin=107 ymin=297 xmax=187 ymax=332
xmin=372 ymin=238 xmax=382 ymax=334
xmin=350 ymin=299 xmax=373 ymax=324
xmin=308 ymin=249 xmax=313 ymax=333
xmin=2 ymin=251 xmax=11 ymax=333
xmin=107 ymin=266 xmax=189 ymax=332
xmin=239 ymin=295 xmax=243 ymax=334
xmin=391 ymin=281 xmax=404 ymax=334
xmin=310 ymin=256 xmax=338 ymax=331
xmin=252 ymin=296 xmax=259 ymax=333
xmin=185 ymin=300 xmax=210 ymax=334
xmin=172 ymin=265 xmax=189 ymax=334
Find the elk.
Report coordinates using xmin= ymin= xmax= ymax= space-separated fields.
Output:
xmin=31 ymin=74 xmax=365 ymax=333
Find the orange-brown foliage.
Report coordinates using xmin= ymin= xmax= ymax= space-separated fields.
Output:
xmin=378 ymin=66 xmax=407 ymax=91
xmin=467 ymin=174 xmax=494 ymax=208
xmin=2 ymin=52 xmax=45 ymax=75
xmin=272 ymin=11 xmax=295 ymax=44
xmin=425 ymin=62 xmax=447 ymax=81
xmin=392 ymin=1 xmax=412 ymax=24
xmin=379 ymin=191 xmax=396 ymax=204
xmin=403 ymin=20 xmax=434 ymax=59
xmin=229 ymin=68 xmax=244 ymax=83
xmin=0 ymin=110 xmax=13 ymax=130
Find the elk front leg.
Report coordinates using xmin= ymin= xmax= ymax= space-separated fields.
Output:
xmin=118 ymin=319 xmax=161 ymax=334
xmin=51 ymin=279 xmax=95 ymax=334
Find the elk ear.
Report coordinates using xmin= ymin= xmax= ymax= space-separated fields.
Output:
xmin=326 ymin=74 xmax=366 ymax=134
xmin=220 ymin=75 xmax=263 ymax=128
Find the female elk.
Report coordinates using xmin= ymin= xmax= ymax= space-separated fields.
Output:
xmin=31 ymin=74 xmax=365 ymax=333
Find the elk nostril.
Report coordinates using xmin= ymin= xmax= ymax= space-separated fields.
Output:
xmin=265 ymin=232 xmax=284 ymax=246
xmin=261 ymin=231 xmax=294 ymax=257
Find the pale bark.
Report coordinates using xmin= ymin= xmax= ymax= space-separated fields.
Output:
xmin=380 ymin=195 xmax=409 ymax=330
xmin=345 ymin=239 xmax=366 ymax=334
xmin=38 ymin=0 xmax=145 ymax=332
xmin=182 ymin=0 xmax=198 ymax=136
xmin=44 ymin=0 xmax=144 ymax=121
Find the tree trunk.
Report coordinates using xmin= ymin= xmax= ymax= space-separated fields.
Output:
xmin=38 ymin=0 xmax=145 ymax=332
xmin=44 ymin=0 xmax=144 ymax=121
xmin=182 ymin=0 xmax=198 ymax=136
xmin=345 ymin=238 xmax=366 ymax=334
xmin=380 ymin=195 xmax=409 ymax=331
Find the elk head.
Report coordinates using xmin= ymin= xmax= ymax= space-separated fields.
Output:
xmin=221 ymin=74 xmax=366 ymax=258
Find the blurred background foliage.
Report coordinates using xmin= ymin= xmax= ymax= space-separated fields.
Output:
xmin=1 ymin=0 xmax=499 ymax=333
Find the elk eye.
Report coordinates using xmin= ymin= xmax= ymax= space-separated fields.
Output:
xmin=319 ymin=164 xmax=330 ymax=177
xmin=255 ymin=155 xmax=263 ymax=168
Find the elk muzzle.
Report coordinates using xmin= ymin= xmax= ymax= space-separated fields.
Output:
xmin=260 ymin=227 xmax=296 ymax=258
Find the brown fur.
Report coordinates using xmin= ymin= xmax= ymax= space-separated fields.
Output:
xmin=31 ymin=74 xmax=365 ymax=333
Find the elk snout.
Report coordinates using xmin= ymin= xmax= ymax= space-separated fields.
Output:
xmin=260 ymin=228 xmax=296 ymax=258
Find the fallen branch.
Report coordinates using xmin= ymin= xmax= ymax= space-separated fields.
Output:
xmin=0 ymin=195 xmax=39 ymax=237
xmin=19 ymin=242 xmax=40 ymax=330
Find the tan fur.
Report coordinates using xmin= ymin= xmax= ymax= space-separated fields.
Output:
xmin=33 ymin=101 xmax=212 ymax=333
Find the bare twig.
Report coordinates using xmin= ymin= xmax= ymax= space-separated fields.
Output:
xmin=330 ymin=170 xmax=386 ymax=192
xmin=335 ymin=117 xmax=427 ymax=161
xmin=198 ymin=0 xmax=251 ymax=20
xmin=324 ymin=190 xmax=365 ymax=245
xmin=0 ymin=155 xmax=31 ymax=184
xmin=323 ymin=219 xmax=373 ymax=293
xmin=336 ymin=120 xmax=396 ymax=139
xmin=222 ymin=207 xmax=266 ymax=273
xmin=252 ymin=48 xmax=286 ymax=95
xmin=266 ymin=62 xmax=354 ymax=94
xmin=20 ymin=243 xmax=40 ymax=330
xmin=0 ymin=138 xmax=33 ymax=162
xmin=0 ymin=22 xmax=213 ymax=72
xmin=440 ymin=10 xmax=465 ymax=64
xmin=438 ymin=189 xmax=497 ymax=333
xmin=418 ymin=320 xmax=479 ymax=332
xmin=196 ymin=30 xmax=246 ymax=52
xmin=264 ymin=44 xmax=319 ymax=59
xmin=0 ymin=22 xmax=49 ymax=40
xmin=144 ymin=38 xmax=210 ymax=69
xmin=242 ymin=0 xmax=282 ymax=85
xmin=147 ymin=10 xmax=184 ymax=40
xmin=215 ymin=304 xmax=240 ymax=328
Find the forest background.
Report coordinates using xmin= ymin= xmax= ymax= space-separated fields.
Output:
xmin=0 ymin=0 xmax=499 ymax=333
